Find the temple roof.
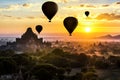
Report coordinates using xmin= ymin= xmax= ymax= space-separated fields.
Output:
xmin=21 ymin=27 xmax=38 ymax=40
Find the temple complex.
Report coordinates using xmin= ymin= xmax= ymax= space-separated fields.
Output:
xmin=0 ymin=27 xmax=51 ymax=52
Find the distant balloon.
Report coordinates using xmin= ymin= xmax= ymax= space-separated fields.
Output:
xmin=63 ymin=17 xmax=78 ymax=36
xmin=85 ymin=11 xmax=90 ymax=17
xmin=42 ymin=1 xmax=58 ymax=22
xmin=36 ymin=25 xmax=43 ymax=34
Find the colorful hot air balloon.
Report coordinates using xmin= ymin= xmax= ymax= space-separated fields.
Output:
xmin=85 ymin=11 xmax=90 ymax=17
xmin=36 ymin=25 xmax=43 ymax=34
xmin=42 ymin=1 xmax=58 ymax=22
xmin=63 ymin=17 xmax=78 ymax=36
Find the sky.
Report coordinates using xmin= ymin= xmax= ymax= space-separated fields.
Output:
xmin=0 ymin=0 xmax=120 ymax=38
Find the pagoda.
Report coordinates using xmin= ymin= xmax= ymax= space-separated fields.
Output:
xmin=0 ymin=27 xmax=51 ymax=53
xmin=15 ymin=27 xmax=43 ymax=52
xmin=0 ymin=27 xmax=51 ymax=52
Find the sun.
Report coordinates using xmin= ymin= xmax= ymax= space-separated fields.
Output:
xmin=85 ymin=27 xmax=91 ymax=33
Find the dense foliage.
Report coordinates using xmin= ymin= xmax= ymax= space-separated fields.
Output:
xmin=0 ymin=44 xmax=120 ymax=80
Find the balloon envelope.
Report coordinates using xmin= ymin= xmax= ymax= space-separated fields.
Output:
xmin=85 ymin=11 xmax=90 ymax=17
xmin=42 ymin=1 xmax=58 ymax=22
xmin=36 ymin=25 xmax=43 ymax=33
xmin=63 ymin=17 xmax=78 ymax=36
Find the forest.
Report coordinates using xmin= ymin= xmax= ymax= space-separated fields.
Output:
xmin=0 ymin=41 xmax=120 ymax=80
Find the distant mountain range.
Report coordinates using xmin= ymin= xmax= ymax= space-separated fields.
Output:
xmin=95 ymin=34 xmax=120 ymax=39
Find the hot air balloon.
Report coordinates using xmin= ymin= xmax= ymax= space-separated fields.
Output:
xmin=85 ymin=11 xmax=90 ymax=17
xmin=63 ymin=17 xmax=78 ymax=36
xmin=36 ymin=25 xmax=43 ymax=34
xmin=42 ymin=1 xmax=58 ymax=22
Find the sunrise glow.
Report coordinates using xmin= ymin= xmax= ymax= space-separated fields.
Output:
xmin=85 ymin=27 xmax=91 ymax=33
xmin=0 ymin=0 xmax=120 ymax=37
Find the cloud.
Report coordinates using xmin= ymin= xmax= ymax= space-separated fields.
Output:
xmin=96 ymin=13 xmax=120 ymax=20
xmin=117 ymin=9 xmax=120 ymax=13
xmin=16 ymin=17 xmax=22 ymax=19
xmin=63 ymin=4 xmax=96 ymax=10
xmin=26 ymin=16 xmax=35 ymax=19
xmin=50 ymin=0 xmax=78 ymax=3
xmin=79 ymin=4 xmax=84 ymax=7
xmin=0 ymin=3 xmax=32 ymax=11
xmin=49 ymin=0 xmax=67 ymax=3
xmin=0 ymin=14 xmax=23 ymax=20
xmin=62 ymin=0 xmax=68 ymax=3
xmin=116 ymin=2 xmax=120 ymax=4
xmin=86 ymin=4 xmax=96 ymax=8
xmin=102 ymin=4 xmax=109 ymax=7
xmin=3 ymin=14 xmax=23 ymax=19
xmin=3 ymin=15 xmax=12 ymax=17
xmin=0 ymin=4 xmax=21 ymax=11
xmin=23 ymin=3 xmax=31 ymax=7
xmin=79 ymin=4 xmax=96 ymax=8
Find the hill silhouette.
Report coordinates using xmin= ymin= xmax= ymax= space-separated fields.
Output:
xmin=96 ymin=34 xmax=120 ymax=39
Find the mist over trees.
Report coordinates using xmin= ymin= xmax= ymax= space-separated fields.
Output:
xmin=1 ymin=41 xmax=120 ymax=80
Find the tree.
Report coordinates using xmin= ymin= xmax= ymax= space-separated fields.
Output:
xmin=71 ymin=72 xmax=83 ymax=80
xmin=42 ymin=53 xmax=71 ymax=68
xmin=95 ymin=60 xmax=109 ymax=69
xmin=12 ymin=54 xmax=32 ymax=66
xmin=12 ymin=53 xmax=34 ymax=80
xmin=0 ymin=49 xmax=15 ymax=57
xmin=66 ymin=67 xmax=72 ymax=75
xmin=0 ymin=58 xmax=17 ymax=75
xmin=52 ymin=48 xmax=64 ymax=56
xmin=31 ymin=64 xmax=58 ymax=80
xmin=77 ymin=53 xmax=89 ymax=67
xmin=57 ymin=68 xmax=65 ymax=80
xmin=83 ymin=72 xmax=98 ymax=80
xmin=33 ymin=69 xmax=52 ymax=80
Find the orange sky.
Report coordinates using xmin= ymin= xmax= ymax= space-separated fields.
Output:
xmin=0 ymin=0 xmax=120 ymax=38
